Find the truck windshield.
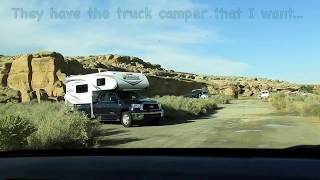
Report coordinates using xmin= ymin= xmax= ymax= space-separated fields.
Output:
xmin=118 ymin=91 xmax=145 ymax=100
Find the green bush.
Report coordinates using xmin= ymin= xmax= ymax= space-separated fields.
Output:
xmin=0 ymin=115 xmax=36 ymax=151
xmin=0 ymin=102 xmax=101 ymax=150
xmin=155 ymin=95 xmax=229 ymax=119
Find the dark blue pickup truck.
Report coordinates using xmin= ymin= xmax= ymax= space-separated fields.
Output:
xmin=76 ymin=91 xmax=164 ymax=127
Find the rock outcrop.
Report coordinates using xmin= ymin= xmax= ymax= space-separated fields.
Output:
xmin=7 ymin=55 xmax=32 ymax=102
xmin=220 ymin=85 xmax=239 ymax=98
xmin=6 ymin=52 xmax=67 ymax=102
xmin=0 ymin=51 xmax=305 ymax=102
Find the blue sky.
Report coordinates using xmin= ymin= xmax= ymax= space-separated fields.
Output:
xmin=0 ymin=0 xmax=319 ymax=83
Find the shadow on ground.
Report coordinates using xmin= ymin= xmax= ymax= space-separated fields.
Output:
xmin=96 ymin=128 xmax=143 ymax=147
xmin=98 ymin=106 xmax=225 ymax=129
xmin=97 ymin=128 xmax=128 ymax=136
xmin=153 ymin=107 xmax=224 ymax=126
xmin=98 ymin=137 xmax=142 ymax=147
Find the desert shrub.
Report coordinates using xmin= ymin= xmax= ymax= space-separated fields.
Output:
xmin=271 ymin=93 xmax=320 ymax=118
xmin=0 ymin=102 xmax=101 ymax=150
xmin=28 ymin=109 xmax=99 ymax=149
xmin=155 ymin=96 xmax=229 ymax=119
xmin=208 ymin=95 xmax=231 ymax=104
xmin=0 ymin=87 xmax=20 ymax=103
xmin=271 ymin=93 xmax=288 ymax=110
xmin=0 ymin=114 xmax=36 ymax=151
xmin=313 ymin=89 xmax=320 ymax=95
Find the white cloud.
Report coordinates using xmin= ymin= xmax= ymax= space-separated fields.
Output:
xmin=0 ymin=0 xmax=250 ymax=76
xmin=140 ymin=48 xmax=250 ymax=75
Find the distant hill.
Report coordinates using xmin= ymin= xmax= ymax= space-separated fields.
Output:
xmin=0 ymin=51 xmax=304 ymax=102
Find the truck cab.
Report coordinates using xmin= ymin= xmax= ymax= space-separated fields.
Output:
xmin=92 ymin=91 xmax=164 ymax=127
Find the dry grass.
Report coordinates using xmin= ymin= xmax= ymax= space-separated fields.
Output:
xmin=155 ymin=95 xmax=230 ymax=119
xmin=0 ymin=102 xmax=101 ymax=150
xmin=271 ymin=93 xmax=320 ymax=118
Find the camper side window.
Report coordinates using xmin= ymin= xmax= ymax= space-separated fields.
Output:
xmin=97 ymin=78 xmax=105 ymax=86
xmin=76 ymin=84 xmax=88 ymax=93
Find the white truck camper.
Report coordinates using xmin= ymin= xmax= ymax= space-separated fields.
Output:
xmin=65 ymin=71 xmax=164 ymax=127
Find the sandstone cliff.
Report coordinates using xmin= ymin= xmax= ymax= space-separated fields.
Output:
xmin=0 ymin=51 xmax=304 ymax=102
xmin=5 ymin=52 xmax=66 ymax=102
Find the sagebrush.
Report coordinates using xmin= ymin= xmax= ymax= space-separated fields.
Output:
xmin=0 ymin=115 xmax=36 ymax=151
xmin=271 ymin=93 xmax=320 ymax=118
xmin=0 ymin=102 xmax=101 ymax=150
xmin=155 ymin=95 xmax=230 ymax=119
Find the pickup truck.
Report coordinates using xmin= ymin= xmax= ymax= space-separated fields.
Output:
xmin=76 ymin=91 xmax=164 ymax=127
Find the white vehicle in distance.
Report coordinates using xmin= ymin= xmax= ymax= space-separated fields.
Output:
xmin=259 ymin=90 xmax=270 ymax=100
xmin=191 ymin=88 xmax=209 ymax=99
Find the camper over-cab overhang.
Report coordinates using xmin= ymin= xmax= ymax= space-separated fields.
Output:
xmin=65 ymin=71 xmax=149 ymax=105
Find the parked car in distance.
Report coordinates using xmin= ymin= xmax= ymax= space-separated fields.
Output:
xmin=259 ymin=90 xmax=270 ymax=100
xmin=190 ymin=88 xmax=209 ymax=99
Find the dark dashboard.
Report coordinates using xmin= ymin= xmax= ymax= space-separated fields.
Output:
xmin=1 ymin=148 xmax=320 ymax=179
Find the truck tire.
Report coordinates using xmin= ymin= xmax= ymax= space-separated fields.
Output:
xmin=121 ymin=112 xmax=133 ymax=127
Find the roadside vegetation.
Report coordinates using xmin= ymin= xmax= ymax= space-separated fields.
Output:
xmin=156 ymin=95 xmax=231 ymax=119
xmin=0 ymin=95 xmax=231 ymax=150
xmin=271 ymin=93 xmax=320 ymax=118
xmin=0 ymin=102 xmax=101 ymax=151
xmin=0 ymin=87 xmax=20 ymax=103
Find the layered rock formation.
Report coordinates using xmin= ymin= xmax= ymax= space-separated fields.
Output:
xmin=6 ymin=52 xmax=67 ymax=102
xmin=0 ymin=51 xmax=304 ymax=102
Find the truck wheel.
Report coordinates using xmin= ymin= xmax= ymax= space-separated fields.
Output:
xmin=121 ymin=112 xmax=133 ymax=127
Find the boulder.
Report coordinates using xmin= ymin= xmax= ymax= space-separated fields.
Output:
xmin=7 ymin=52 xmax=67 ymax=102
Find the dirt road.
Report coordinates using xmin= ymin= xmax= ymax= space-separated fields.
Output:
xmin=97 ymin=100 xmax=320 ymax=148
